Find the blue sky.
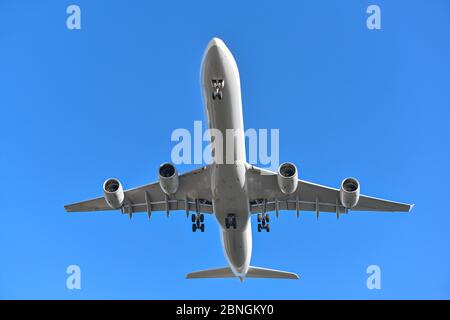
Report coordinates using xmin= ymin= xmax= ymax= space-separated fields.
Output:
xmin=1 ymin=0 xmax=450 ymax=299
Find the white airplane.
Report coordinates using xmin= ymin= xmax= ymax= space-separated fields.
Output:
xmin=65 ymin=38 xmax=413 ymax=281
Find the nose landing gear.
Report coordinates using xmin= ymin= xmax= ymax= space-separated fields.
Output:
xmin=257 ymin=213 xmax=270 ymax=232
xmin=211 ymin=79 xmax=224 ymax=100
xmin=191 ymin=213 xmax=205 ymax=232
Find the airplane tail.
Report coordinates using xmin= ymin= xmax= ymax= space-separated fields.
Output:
xmin=186 ymin=266 xmax=299 ymax=280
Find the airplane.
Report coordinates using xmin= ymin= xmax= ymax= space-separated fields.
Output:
xmin=64 ymin=37 xmax=413 ymax=281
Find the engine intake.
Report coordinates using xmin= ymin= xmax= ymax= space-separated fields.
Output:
xmin=277 ymin=162 xmax=298 ymax=194
xmin=103 ymin=178 xmax=125 ymax=209
xmin=158 ymin=162 xmax=179 ymax=195
xmin=339 ymin=177 xmax=360 ymax=208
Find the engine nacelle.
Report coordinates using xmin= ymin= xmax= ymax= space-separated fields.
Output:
xmin=339 ymin=177 xmax=360 ymax=208
xmin=158 ymin=163 xmax=179 ymax=195
xmin=277 ymin=162 xmax=298 ymax=194
xmin=103 ymin=178 xmax=125 ymax=209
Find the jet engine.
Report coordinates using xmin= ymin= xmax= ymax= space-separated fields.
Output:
xmin=339 ymin=177 xmax=360 ymax=208
xmin=277 ymin=162 xmax=298 ymax=194
xmin=103 ymin=178 xmax=125 ymax=209
xmin=158 ymin=162 xmax=179 ymax=195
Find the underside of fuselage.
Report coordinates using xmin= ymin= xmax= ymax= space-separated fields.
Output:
xmin=201 ymin=38 xmax=252 ymax=277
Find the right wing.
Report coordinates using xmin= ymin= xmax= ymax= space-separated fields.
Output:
xmin=64 ymin=166 xmax=213 ymax=215
xmin=246 ymin=165 xmax=413 ymax=215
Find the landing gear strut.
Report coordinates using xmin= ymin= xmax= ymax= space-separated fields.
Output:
xmin=257 ymin=213 xmax=270 ymax=232
xmin=225 ymin=214 xmax=237 ymax=229
xmin=212 ymin=79 xmax=224 ymax=100
xmin=191 ymin=213 xmax=205 ymax=232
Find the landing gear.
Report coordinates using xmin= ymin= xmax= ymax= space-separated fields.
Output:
xmin=225 ymin=214 xmax=237 ymax=229
xmin=191 ymin=213 xmax=205 ymax=232
xmin=211 ymin=79 xmax=224 ymax=100
xmin=257 ymin=213 xmax=270 ymax=232
xmin=257 ymin=213 xmax=270 ymax=223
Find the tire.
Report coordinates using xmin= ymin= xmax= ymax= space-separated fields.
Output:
xmin=218 ymin=91 xmax=223 ymax=100
xmin=266 ymin=224 xmax=270 ymax=232
xmin=191 ymin=214 xmax=196 ymax=223
xmin=200 ymin=224 xmax=205 ymax=232
xmin=192 ymin=224 xmax=197 ymax=232
xmin=225 ymin=221 xmax=230 ymax=229
xmin=233 ymin=220 xmax=237 ymax=229
xmin=200 ymin=214 xmax=204 ymax=223
xmin=257 ymin=224 xmax=262 ymax=232
xmin=257 ymin=214 xmax=262 ymax=223
xmin=265 ymin=214 xmax=270 ymax=223
xmin=212 ymin=91 xmax=217 ymax=100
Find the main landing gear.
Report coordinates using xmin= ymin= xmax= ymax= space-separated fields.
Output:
xmin=257 ymin=213 xmax=270 ymax=232
xmin=191 ymin=213 xmax=205 ymax=232
xmin=225 ymin=214 xmax=237 ymax=230
xmin=211 ymin=79 xmax=224 ymax=100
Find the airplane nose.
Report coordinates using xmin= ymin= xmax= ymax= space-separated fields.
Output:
xmin=206 ymin=37 xmax=225 ymax=51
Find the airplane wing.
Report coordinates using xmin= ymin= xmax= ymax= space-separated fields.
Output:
xmin=64 ymin=166 xmax=213 ymax=216
xmin=246 ymin=165 xmax=413 ymax=217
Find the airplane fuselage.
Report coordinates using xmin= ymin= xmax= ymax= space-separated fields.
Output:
xmin=64 ymin=37 xmax=412 ymax=282
xmin=201 ymin=38 xmax=252 ymax=279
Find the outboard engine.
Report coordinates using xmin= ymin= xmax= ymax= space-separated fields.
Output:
xmin=103 ymin=178 xmax=125 ymax=209
xmin=339 ymin=177 xmax=360 ymax=208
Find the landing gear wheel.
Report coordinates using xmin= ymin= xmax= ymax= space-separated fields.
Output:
xmin=200 ymin=224 xmax=205 ymax=232
xmin=257 ymin=214 xmax=262 ymax=223
xmin=191 ymin=214 xmax=196 ymax=223
xmin=225 ymin=214 xmax=236 ymax=229
xmin=212 ymin=91 xmax=216 ymax=100
xmin=218 ymin=91 xmax=223 ymax=100
xmin=265 ymin=224 xmax=270 ymax=232
xmin=199 ymin=214 xmax=204 ymax=223
xmin=257 ymin=224 xmax=262 ymax=232
xmin=192 ymin=224 xmax=197 ymax=232
xmin=265 ymin=214 xmax=270 ymax=223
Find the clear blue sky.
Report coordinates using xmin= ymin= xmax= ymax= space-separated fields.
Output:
xmin=1 ymin=0 xmax=449 ymax=299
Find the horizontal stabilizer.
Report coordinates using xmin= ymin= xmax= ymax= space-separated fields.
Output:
xmin=186 ymin=267 xmax=235 ymax=279
xmin=247 ymin=266 xmax=299 ymax=279
xmin=186 ymin=266 xmax=299 ymax=280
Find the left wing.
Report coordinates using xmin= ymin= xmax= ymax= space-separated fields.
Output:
xmin=64 ymin=166 xmax=213 ymax=216
xmin=246 ymin=165 xmax=413 ymax=216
